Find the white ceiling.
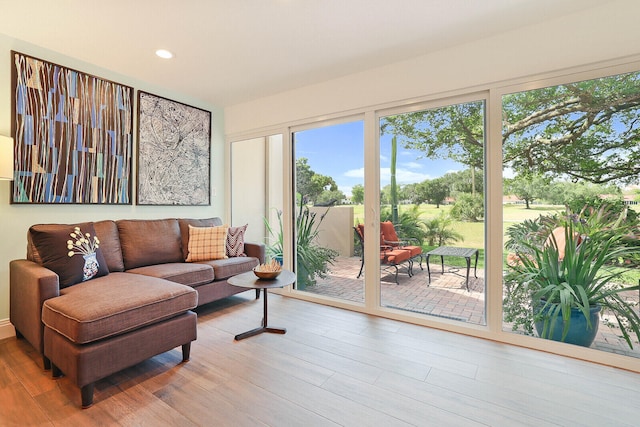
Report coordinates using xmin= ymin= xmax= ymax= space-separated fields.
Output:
xmin=0 ymin=0 xmax=611 ymax=107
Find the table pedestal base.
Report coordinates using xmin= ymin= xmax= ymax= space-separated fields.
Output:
xmin=234 ymin=288 xmax=286 ymax=341
xmin=234 ymin=326 xmax=286 ymax=341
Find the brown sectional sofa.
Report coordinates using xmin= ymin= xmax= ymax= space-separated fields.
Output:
xmin=10 ymin=217 xmax=264 ymax=407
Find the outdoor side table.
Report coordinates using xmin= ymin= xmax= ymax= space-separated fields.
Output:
xmin=228 ymin=269 xmax=296 ymax=340
xmin=425 ymin=246 xmax=478 ymax=291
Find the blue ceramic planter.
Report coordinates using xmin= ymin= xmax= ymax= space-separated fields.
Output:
xmin=534 ymin=303 xmax=601 ymax=347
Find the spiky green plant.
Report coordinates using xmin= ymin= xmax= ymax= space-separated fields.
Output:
xmin=505 ymin=217 xmax=640 ymax=348
xmin=265 ymin=204 xmax=339 ymax=287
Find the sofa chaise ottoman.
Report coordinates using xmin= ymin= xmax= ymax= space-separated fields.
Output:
xmin=10 ymin=217 xmax=264 ymax=407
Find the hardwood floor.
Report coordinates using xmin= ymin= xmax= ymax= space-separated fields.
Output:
xmin=1 ymin=292 xmax=640 ymax=426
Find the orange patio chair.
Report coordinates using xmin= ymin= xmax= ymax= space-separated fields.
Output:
xmin=379 ymin=221 xmax=423 ymax=274
xmin=353 ymin=225 xmax=412 ymax=284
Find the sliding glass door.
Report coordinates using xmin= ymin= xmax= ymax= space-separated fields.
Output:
xmin=379 ymin=100 xmax=486 ymax=324
xmin=291 ymin=120 xmax=365 ymax=302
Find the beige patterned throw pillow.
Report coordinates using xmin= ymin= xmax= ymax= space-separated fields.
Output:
xmin=226 ymin=224 xmax=248 ymax=257
xmin=186 ymin=224 xmax=229 ymax=262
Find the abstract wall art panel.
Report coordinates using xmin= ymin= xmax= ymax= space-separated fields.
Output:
xmin=10 ymin=51 xmax=133 ymax=204
xmin=136 ymin=91 xmax=211 ymax=206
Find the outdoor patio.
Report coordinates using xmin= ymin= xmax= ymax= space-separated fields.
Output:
xmin=303 ymin=256 xmax=640 ymax=359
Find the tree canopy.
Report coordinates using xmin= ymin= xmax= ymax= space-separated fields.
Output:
xmin=351 ymin=184 xmax=364 ymax=204
xmin=381 ymin=71 xmax=640 ymax=185
xmin=504 ymin=173 xmax=551 ymax=209
xmin=421 ymin=178 xmax=449 ymax=208
xmin=503 ymin=72 xmax=640 ymax=184
xmin=296 ymin=157 xmax=345 ymax=205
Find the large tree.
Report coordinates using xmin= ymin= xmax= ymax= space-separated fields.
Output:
xmin=381 ymin=71 xmax=640 ymax=185
xmin=504 ymin=173 xmax=551 ymax=209
xmin=503 ymin=72 xmax=640 ymax=184
xmin=402 ymin=182 xmax=422 ymax=204
xmin=422 ymin=178 xmax=449 ymax=208
xmin=442 ymin=169 xmax=484 ymax=196
xmin=296 ymin=157 xmax=342 ymax=204
xmin=351 ymin=184 xmax=364 ymax=204
xmin=381 ymin=101 xmax=485 ymax=192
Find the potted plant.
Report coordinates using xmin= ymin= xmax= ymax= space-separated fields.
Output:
xmin=504 ymin=207 xmax=640 ymax=348
xmin=265 ymin=204 xmax=338 ymax=290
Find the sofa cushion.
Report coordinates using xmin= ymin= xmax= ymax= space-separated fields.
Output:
xmin=178 ymin=218 xmax=223 ymax=260
xmin=117 ymin=219 xmax=182 ymax=270
xmin=226 ymin=224 xmax=248 ymax=257
xmin=29 ymin=222 xmax=109 ymax=288
xmin=185 ymin=224 xmax=228 ymax=262
xmin=42 ymin=272 xmax=197 ymax=344
xmin=93 ymin=220 xmax=125 ymax=272
xmin=198 ymin=256 xmax=259 ymax=281
xmin=127 ymin=262 xmax=214 ymax=287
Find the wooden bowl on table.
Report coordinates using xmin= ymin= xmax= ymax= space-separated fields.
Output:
xmin=253 ymin=269 xmax=282 ymax=280
xmin=253 ymin=260 xmax=282 ymax=280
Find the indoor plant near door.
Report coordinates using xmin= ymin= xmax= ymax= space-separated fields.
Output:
xmin=504 ymin=207 xmax=640 ymax=348
xmin=265 ymin=204 xmax=338 ymax=290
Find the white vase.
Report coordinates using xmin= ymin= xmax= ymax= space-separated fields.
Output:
xmin=82 ymin=252 xmax=99 ymax=281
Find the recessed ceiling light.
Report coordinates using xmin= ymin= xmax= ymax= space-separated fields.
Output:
xmin=155 ymin=49 xmax=173 ymax=59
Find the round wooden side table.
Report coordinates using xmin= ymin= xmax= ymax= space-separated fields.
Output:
xmin=228 ymin=269 xmax=296 ymax=340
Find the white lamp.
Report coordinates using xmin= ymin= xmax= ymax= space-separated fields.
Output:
xmin=0 ymin=135 xmax=14 ymax=180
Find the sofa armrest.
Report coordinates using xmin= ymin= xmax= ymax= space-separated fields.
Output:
xmin=10 ymin=259 xmax=60 ymax=356
xmin=244 ymin=242 xmax=265 ymax=264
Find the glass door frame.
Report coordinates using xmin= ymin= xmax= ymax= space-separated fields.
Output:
xmin=373 ymin=92 xmax=492 ymax=324
xmin=289 ymin=115 xmax=367 ymax=301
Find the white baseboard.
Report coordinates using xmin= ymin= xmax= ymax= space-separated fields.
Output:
xmin=0 ymin=318 xmax=15 ymax=340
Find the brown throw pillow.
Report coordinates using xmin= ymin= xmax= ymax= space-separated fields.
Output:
xmin=29 ymin=222 xmax=109 ymax=288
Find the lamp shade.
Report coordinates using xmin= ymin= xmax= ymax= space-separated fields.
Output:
xmin=0 ymin=135 xmax=14 ymax=180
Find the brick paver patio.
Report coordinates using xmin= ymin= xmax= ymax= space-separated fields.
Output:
xmin=303 ymin=256 xmax=640 ymax=358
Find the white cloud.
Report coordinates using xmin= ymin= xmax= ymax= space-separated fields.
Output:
xmin=344 ymin=167 xmax=430 ymax=184
xmin=403 ymin=161 xmax=422 ymax=169
xmin=381 ymin=167 xmax=431 ymax=185
xmin=344 ymin=167 xmax=364 ymax=178
xmin=339 ymin=185 xmax=353 ymax=197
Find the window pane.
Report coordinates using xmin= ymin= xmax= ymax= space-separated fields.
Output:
xmin=380 ymin=100 xmax=486 ymax=325
xmin=502 ymin=71 xmax=640 ymax=358
xmin=292 ymin=121 xmax=365 ymax=302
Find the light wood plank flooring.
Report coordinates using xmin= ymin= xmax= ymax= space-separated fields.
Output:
xmin=1 ymin=292 xmax=640 ymax=426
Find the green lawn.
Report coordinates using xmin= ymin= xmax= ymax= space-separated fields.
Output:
xmin=353 ymin=202 xmax=563 ymax=250
xmin=349 ymin=203 xmax=640 ymax=275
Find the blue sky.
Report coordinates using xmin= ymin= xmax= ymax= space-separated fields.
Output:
xmin=294 ymin=120 xmax=465 ymax=197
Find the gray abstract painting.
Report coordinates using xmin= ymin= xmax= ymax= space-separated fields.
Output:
xmin=136 ymin=91 xmax=211 ymax=205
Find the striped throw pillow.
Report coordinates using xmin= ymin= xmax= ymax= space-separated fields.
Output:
xmin=226 ymin=224 xmax=248 ymax=257
xmin=185 ymin=224 xmax=229 ymax=262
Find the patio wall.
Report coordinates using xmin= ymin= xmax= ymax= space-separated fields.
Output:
xmin=310 ymin=206 xmax=354 ymax=256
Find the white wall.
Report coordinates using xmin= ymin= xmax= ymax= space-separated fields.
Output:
xmin=0 ymin=35 xmax=225 ymax=333
xmin=225 ymin=1 xmax=640 ymax=133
